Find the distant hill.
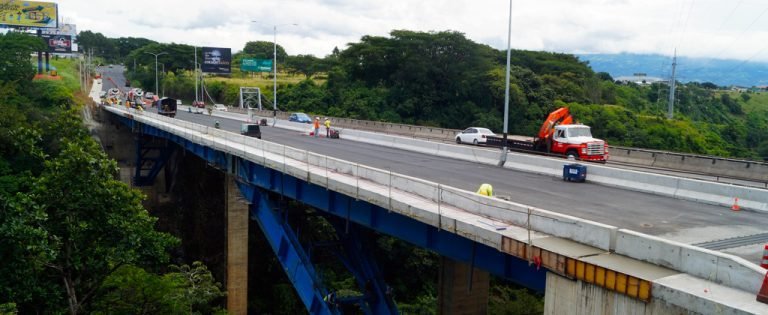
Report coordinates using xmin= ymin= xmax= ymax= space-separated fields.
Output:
xmin=577 ymin=53 xmax=768 ymax=87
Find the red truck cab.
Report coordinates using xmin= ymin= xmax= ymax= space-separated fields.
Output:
xmin=549 ymin=125 xmax=608 ymax=161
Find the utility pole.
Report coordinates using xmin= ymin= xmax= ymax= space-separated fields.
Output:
xmin=667 ymin=50 xmax=677 ymax=120
xmin=194 ymin=47 xmax=198 ymax=104
xmin=499 ymin=0 xmax=513 ymax=167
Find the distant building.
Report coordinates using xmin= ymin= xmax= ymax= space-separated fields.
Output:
xmin=730 ymin=86 xmax=749 ymax=92
xmin=615 ymin=73 xmax=667 ymax=85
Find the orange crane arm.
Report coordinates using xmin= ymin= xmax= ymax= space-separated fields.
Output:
xmin=537 ymin=107 xmax=573 ymax=140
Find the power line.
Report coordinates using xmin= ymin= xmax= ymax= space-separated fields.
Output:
xmin=715 ymin=0 xmax=745 ymax=33
xmin=674 ymin=0 xmax=697 ymax=53
xmin=708 ymin=4 xmax=768 ymax=61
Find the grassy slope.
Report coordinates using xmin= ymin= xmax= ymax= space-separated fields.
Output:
xmin=735 ymin=91 xmax=768 ymax=115
xmin=207 ymin=72 xmax=324 ymax=93
xmin=49 ymin=58 xmax=81 ymax=93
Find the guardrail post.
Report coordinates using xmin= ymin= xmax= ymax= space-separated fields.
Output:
xmin=437 ymin=184 xmax=442 ymax=232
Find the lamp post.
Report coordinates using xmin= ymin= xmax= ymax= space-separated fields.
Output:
xmin=145 ymin=51 xmax=168 ymax=96
xmin=252 ymin=21 xmax=297 ymax=122
xmin=160 ymin=63 xmax=165 ymax=97
xmin=498 ymin=0 xmax=513 ymax=167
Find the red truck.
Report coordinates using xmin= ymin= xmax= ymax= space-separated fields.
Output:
xmin=486 ymin=107 xmax=609 ymax=162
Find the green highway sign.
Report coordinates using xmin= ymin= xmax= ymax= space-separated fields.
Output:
xmin=241 ymin=58 xmax=273 ymax=72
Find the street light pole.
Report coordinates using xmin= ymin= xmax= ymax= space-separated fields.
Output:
xmin=145 ymin=51 xmax=168 ymax=97
xmin=273 ymin=25 xmax=277 ymax=117
xmin=252 ymin=21 xmax=297 ymax=123
xmin=160 ymin=63 xmax=165 ymax=97
xmin=499 ymin=0 xmax=513 ymax=167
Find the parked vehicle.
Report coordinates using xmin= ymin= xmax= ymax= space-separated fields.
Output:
xmin=213 ymin=104 xmax=228 ymax=112
xmin=144 ymin=92 xmax=154 ymax=99
xmin=455 ymin=127 xmax=495 ymax=145
xmin=240 ymin=123 xmax=262 ymax=139
xmin=485 ymin=107 xmax=608 ymax=161
xmin=289 ymin=112 xmax=312 ymax=123
xmin=155 ymin=97 xmax=177 ymax=118
xmin=192 ymin=101 xmax=205 ymax=108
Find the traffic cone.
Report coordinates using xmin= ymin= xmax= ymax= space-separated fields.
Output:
xmin=761 ymin=244 xmax=768 ymax=270
xmin=758 ymin=269 xmax=768 ymax=303
xmin=731 ymin=197 xmax=740 ymax=211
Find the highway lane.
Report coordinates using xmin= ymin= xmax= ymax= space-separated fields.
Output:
xmin=99 ymin=69 xmax=767 ymax=262
xmin=98 ymin=65 xmax=129 ymax=93
xmin=172 ymin=110 xmax=768 ymax=261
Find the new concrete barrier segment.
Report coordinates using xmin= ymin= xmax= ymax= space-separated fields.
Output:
xmin=616 ymin=229 xmax=766 ymax=294
xmin=102 ymin=105 xmax=768 ymax=310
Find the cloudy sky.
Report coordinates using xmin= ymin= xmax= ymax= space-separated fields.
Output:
xmin=60 ymin=0 xmax=768 ymax=62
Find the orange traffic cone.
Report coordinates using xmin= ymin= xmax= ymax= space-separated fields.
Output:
xmin=758 ymin=267 xmax=768 ymax=303
xmin=731 ymin=197 xmax=740 ymax=211
xmin=761 ymin=244 xmax=768 ymax=270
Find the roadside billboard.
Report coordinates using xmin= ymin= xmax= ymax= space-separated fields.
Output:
xmin=41 ymin=33 xmax=70 ymax=52
xmin=0 ymin=1 xmax=58 ymax=28
xmin=41 ymin=22 xmax=75 ymax=36
xmin=241 ymin=58 xmax=272 ymax=72
xmin=201 ymin=47 xmax=231 ymax=74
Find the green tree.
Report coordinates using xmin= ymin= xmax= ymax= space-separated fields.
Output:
xmin=0 ymin=32 xmax=46 ymax=84
xmin=285 ymin=54 xmax=322 ymax=78
xmin=76 ymin=31 xmax=118 ymax=60
xmin=15 ymin=136 xmax=178 ymax=314
xmin=243 ymin=41 xmax=287 ymax=61
xmin=488 ymin=285 xmax=544 ymax=315
xmin=92 ymin=262 xmax=225 ymax=315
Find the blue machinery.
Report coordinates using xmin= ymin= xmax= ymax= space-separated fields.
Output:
xmin=116 ymin=115 xmax=547 ymax=314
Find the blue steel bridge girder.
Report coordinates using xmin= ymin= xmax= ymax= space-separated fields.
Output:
xmin=236 ymin=182 xmax=339 ymax=315
xmin=132 ymin=130 xmax=176 ymax=187
xmin=327 ymin=217 xmax=400 ymax=314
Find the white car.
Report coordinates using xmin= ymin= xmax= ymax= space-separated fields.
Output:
xmin=213 ymin=104 xmax=228 ymax=112
xmin=455 ymin=127 xmax=495 ymax=145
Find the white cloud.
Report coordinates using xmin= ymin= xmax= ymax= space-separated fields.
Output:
xmin=60 ymin=0 xmax=768 ymax=61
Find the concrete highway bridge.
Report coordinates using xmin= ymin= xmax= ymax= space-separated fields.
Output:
xmin=90 ymin=72 xmax=768 ymax=314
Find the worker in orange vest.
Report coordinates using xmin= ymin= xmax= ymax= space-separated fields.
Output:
xmin=313 ymin=117 xmax=320 ymax=138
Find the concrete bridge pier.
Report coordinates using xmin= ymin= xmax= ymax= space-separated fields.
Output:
xmin=225 ymin=174 xmax=249 ymax=315
xmin=438 ymin=258 xmax=490 ymax=315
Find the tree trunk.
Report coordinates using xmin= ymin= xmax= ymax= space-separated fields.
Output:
xmin=63 ymin=274 xmax=80 ymax=315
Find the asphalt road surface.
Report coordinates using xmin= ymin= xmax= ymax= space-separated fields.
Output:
xmin=102 ymin=68 xmax=768 ymax=262
xmin=98 ymin=65 xmax=129 ymax=94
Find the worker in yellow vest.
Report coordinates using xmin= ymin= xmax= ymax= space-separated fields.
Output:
xmin=476 ymin=183 xmax=493 ymax=197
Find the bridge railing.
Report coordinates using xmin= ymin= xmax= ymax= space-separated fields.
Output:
xmin=106 ymin=105 xmax=767 ymax=295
